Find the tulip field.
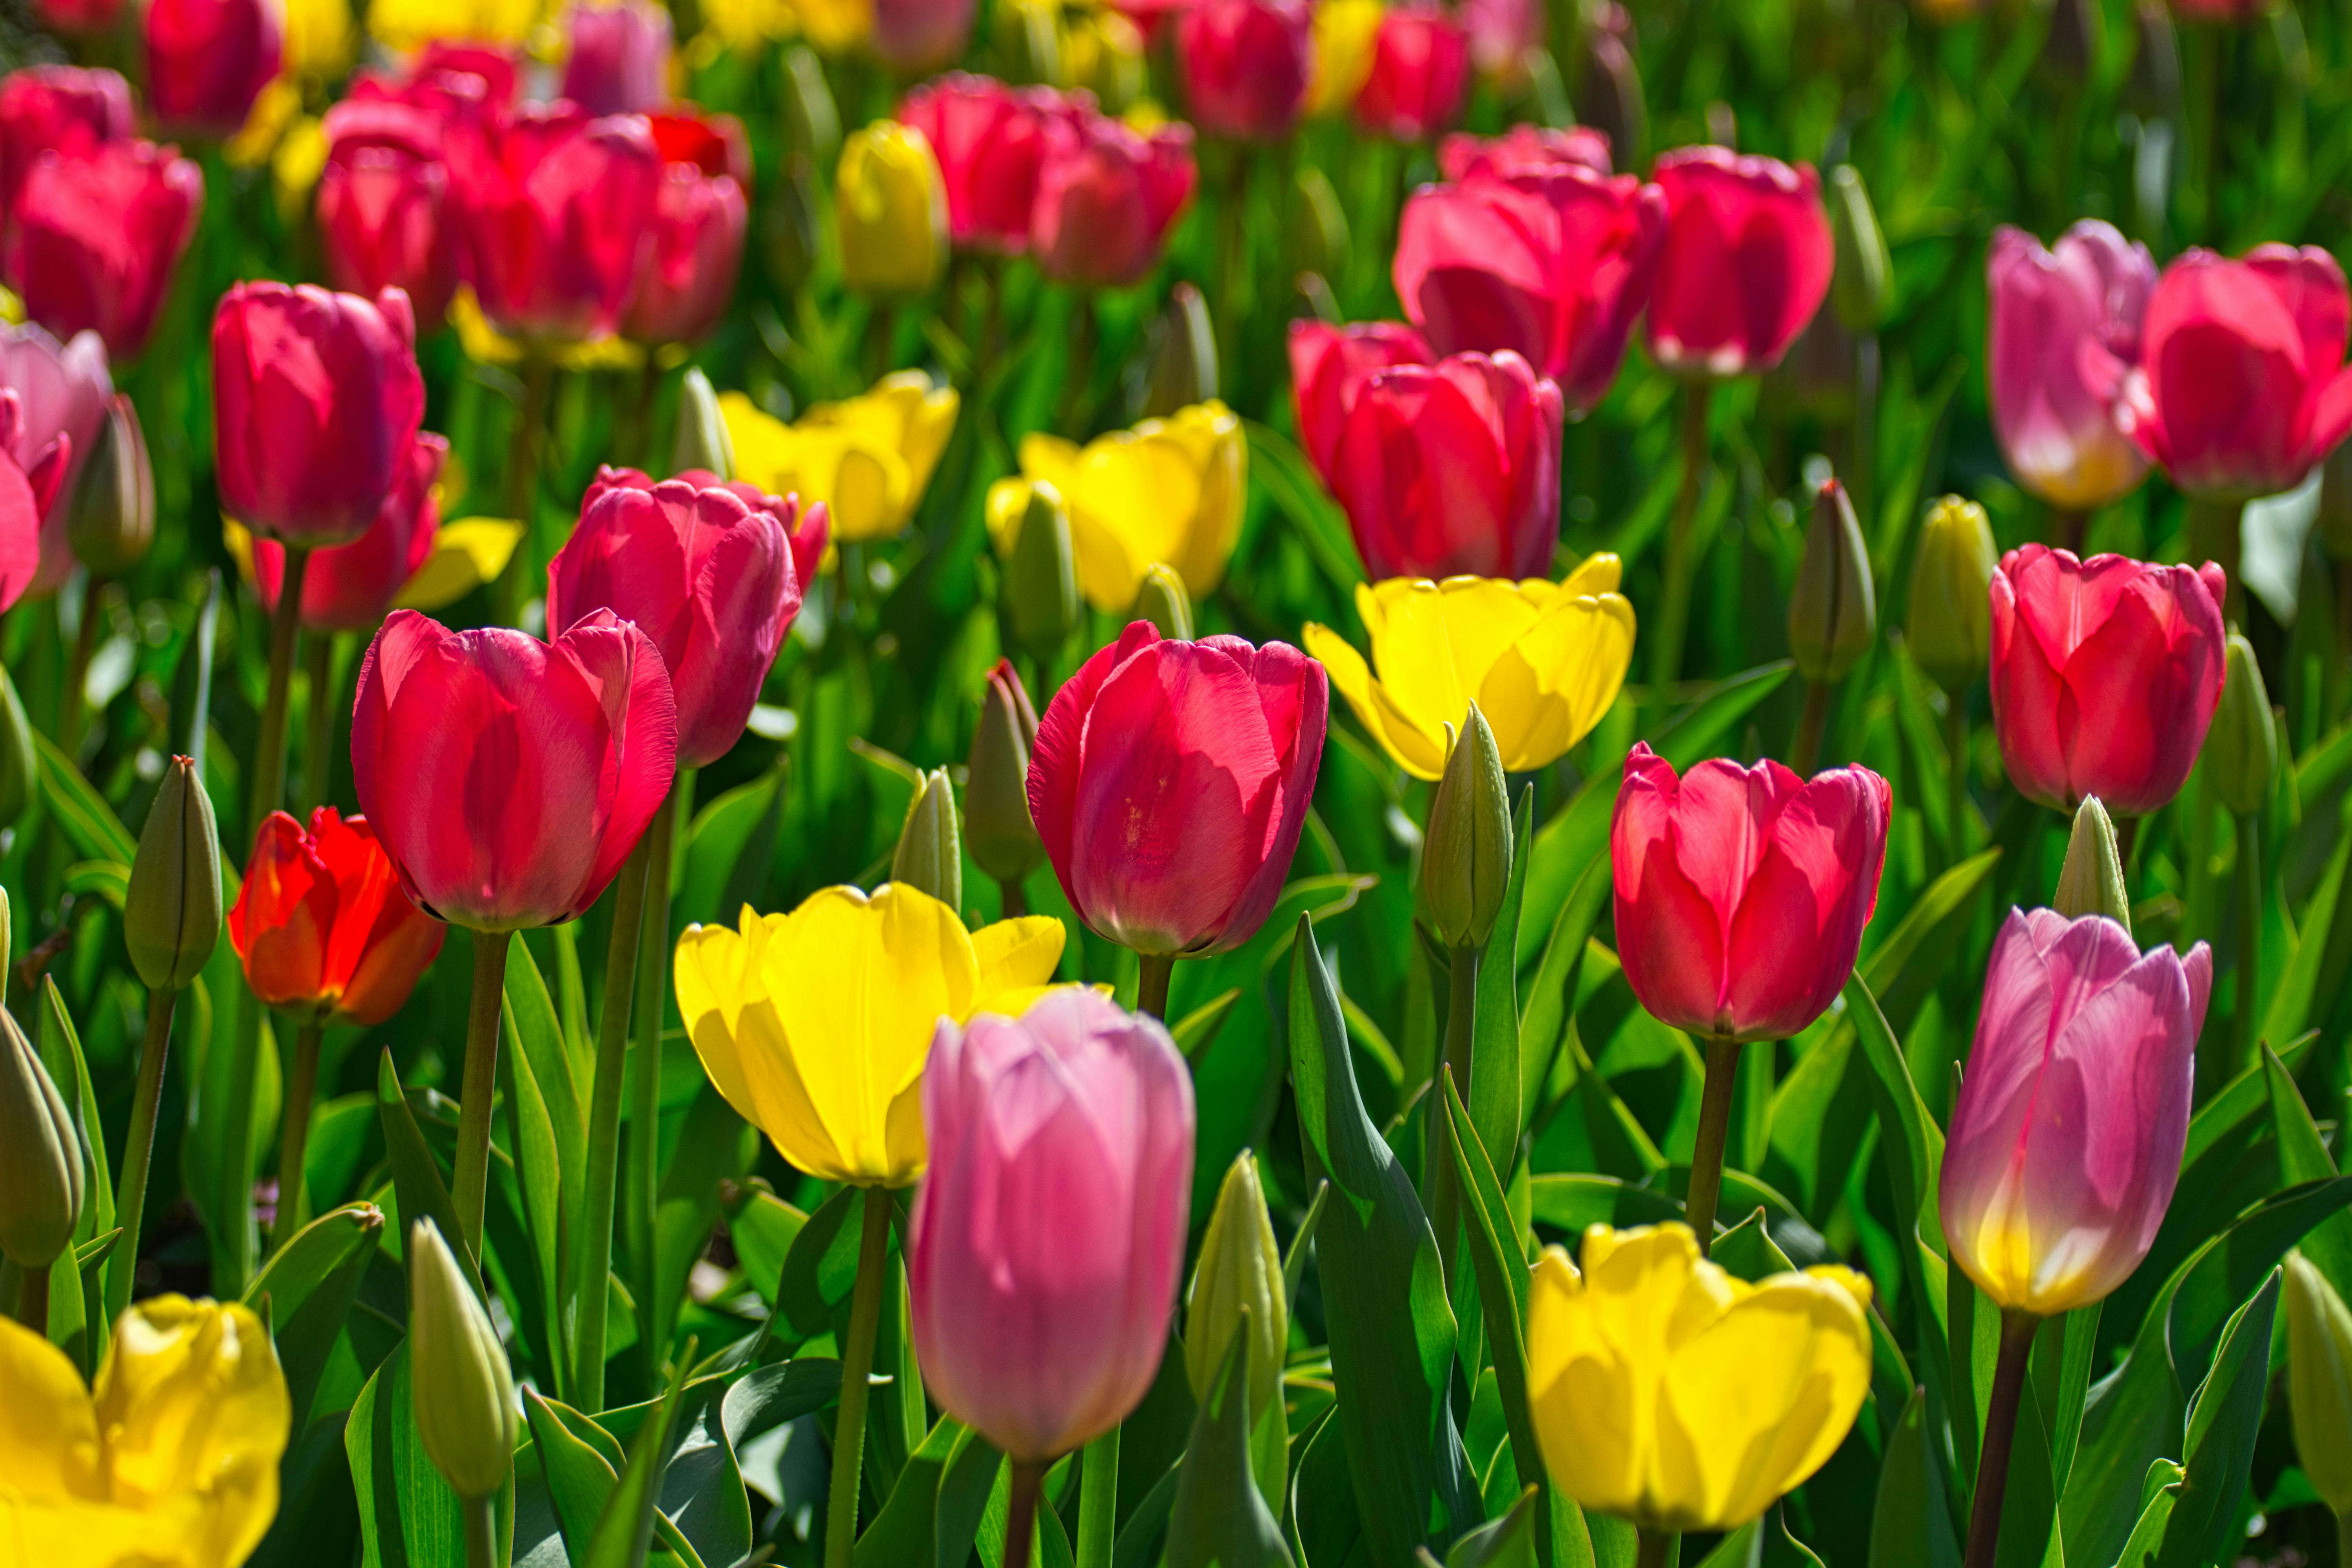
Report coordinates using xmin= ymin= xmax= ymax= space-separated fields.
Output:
xmin=9 ymin=0 xmax=2352 ymax=1566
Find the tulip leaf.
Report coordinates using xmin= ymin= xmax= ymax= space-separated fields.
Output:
xmin=721 ymin=1356 xmax=843 ymax=1450
xmin=248 ymin=1410 xmax=361 ymax=1568
xmin=775 ymin=1183 xmax=866 ymax=1343
xmin=853 ymin=1414 xmax=977 ymax=1568
xmin=2153 ymin=1268 xmax=2281 ymax=1568
xmin=2261 ymin=814 xmax=2352 ymax=1045
xmin=1867 ymin=1386 xmax=1961 ymax=1568
xmin=498 ymin=1011 xmax=567 ymax=1396
xmin=2260 ymin=1044 xmax=2352 ymax=1300
xmin=1245 ymin=420 xmax=1363 ymax=593
xmin=33 ymin=730 xmax=136 ymax=862
xmin=724 ymin=1186 xmax=810 ymax=1307
xmin=1518 ymin=855 xmax=1610 ymax=1132
xmin=375 ymin=1049 xmax=485 ymax=1303
xmin=526 ymin=1385 xmax=626 ymax=1560
xmin=1470 ymin=788 xmax=1535 ymax=1180
xmin=2110 ymin=1461 xmax=2184 ymax=1568
xmin=1446 ymin=1487 xmax=1539 ymax=1567
xmin=1525 ymin=1172 xmax=1683 ymax=1235
xmin=1710 ymin=1207 xmax=1795 ymax=1282
xmin=345 ymin=1343 xmax=475 ymax=1568
xmin=584 ymin=1352 xmax=693 ymax=1568
xmin=1166 ymin=1318 xmax=1295 ymax=1568
xmin=1844 ymin=973 xmax=1944 ymax=1250
xmin=679 ymin=771 xmax=784 ymax=932
xmin=503 ymin=934 xmax=586 ymax=1217
xmin=245 ymin=1200 xmax=385 ymax=1430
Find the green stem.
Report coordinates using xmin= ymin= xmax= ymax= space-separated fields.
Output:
xmin=1791 ymin=681 xmax=1831 ymax=776
xmin=1425 ymin=944 xmax=1480 ymax=1288
xmin=997 ymin=875 xmax=1028 ymax=919
xmin=301 ymin=630 xmax=336 ymax=814
xmin=59 ymin=574 xmax=103 ymax=759
xmin=1652 ymin=379 xmax=1715 ymax=691
xmin=108 ymin=986 xmax=176 ymax=1323
xmin=1004 ymin=1457 xmax=1048 ymax=1568
xmin=250 ymin=545 xmax=311 ymax=843
xmin=1946 ymin=695 xmax=1970 ymax=866
xmin=453 ymin=930 xmax=512 ymax=1261
xmin=18 ymin=1259 xmax=49 ymax=1337
xmin=825 ymin=1187 xmax=895 ymax=1568
xmin=1852 ymin=332 xmax=1878 ymax=535
xmin=1136 ymin=951 xmax=1176 ymax=1022
xmin=2050 ymin=506 xmax=2088 ymax=556
xmin=2184 ymin=495 xmax=2245 ymax=624
xmin=1963 ymin=1310 xmax=2041 ymax=1568
xmin=462 ymin=1492 xmax=497 ymax=1568
xmin=575 ymin=833 xmax=653 ymax=1410
xmin=2234 ymin=811 xmax=2261 ymax=1074
xmin=1074 ymin=1426 xmax=1119 ymax=1568
xmin=1634 ymin=1527 xmax=1677 ymax=1568
xmin=495 ymin=359 xmax=552 ymax=628
xmin=630 ymin=784 xmax=682 ymax=1385
xmin=1686 ymin=1037 xmax=1743 ymax=1254
xmin=269 ymin=1024 xmax=323 ymax=1256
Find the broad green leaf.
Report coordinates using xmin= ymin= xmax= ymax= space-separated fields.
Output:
xmin=1447 ymin=1487 xmax=1540 ymax=1568
xmin=2261 ymin=1044 xmax=2352 ymax=1299
xmin=725 ymin=1186 xmax=810 ymax=1306
xmin=503 ymin=934 xmax=586 ymax=1222
xmin=245 ymin=1201 xmax=385 ymax=1430
xmin=499 ymin=1011 xmax=566 ymax=1399
xmin=1470 ymin=788 xmax=1535 ymax=1179
xmin=2110 ymin=1462 xmax=2183 ymax=1568
xmin=1526 ymin=1173 xmax=1682 ymax=1235
xmin=854 ymin=1414 xmax=974 ymax=1568
xmin=1165 ymin=1325 xmax=1293 ymax=1568
xmin=582 ymin=1353 xmax=691 ymax=1568
xmin=776 ymin=1183 xmax=865 ymax=1343
xmin=720 ymin=1357 xmax=842 ymax=1452
xmin=1245 ymin=419 xmax=1363 ymax=592
xmin=1518 ymin=856 xmax=1610 ymax=1129
xmin=2153 ymin=1269 xmax=2281 ymax=1568
xmin=1867 ymin=1387 xmax=1961 ymax=1568
xmin=248 ymin=1410 xmax=361 ymax=1568
xmin=33 ymin=731 xmax=136 ymax=861
xmin=345 ymin=1343 xmax=478 ymax=1568
xmin=374 ymin=1049 xmax=484 ymax=1301
xmin=526 ymin=1386 xmax=624 ymax=1560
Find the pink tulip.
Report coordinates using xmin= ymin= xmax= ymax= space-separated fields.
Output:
xmin=316 ymin=100 xmax=460 ymax=327
xmin=649 ymin=466 xmax=830 ymax=591
xmin=214 ymin=282 xmax=427 ymax=549
xmin=550 ymin=468 xmax=804 ymax=767
xmin=897 ymin=75 xmax=1076 ymax=254
xmin=1353 ymin=4 xmax=1469 ymax=141
xmin=1437 ymin=124 xmax=1611 ymax=181
xmin=622 ymin=115 xmax=748 ymax=346
xmin=1986 ymin=221 xmax=2157 ymax=512
xmin=0 ymin=67 xmax=133 ymax=232
xmin=452 ymin=104 xmax=663 ymax=342
xmin=1644 ymin=146 xmax=1832 ymax=378
xmin=0 ymin=321 xmax=111 ymax=593
xmin=1031 ymin=111 xmax=1196 ymax=289
xmin=1392 ymin=164 xmax=1665 ymax=411
xmin=2117 ymin=244 xmax=2352 ymax=501
xmin=1610 ymin=743 xmax=1890 ymax=1042
xmin=873 ymin=0 xmax=978 ymax=70
xmin=1940 ymin=908 xmax=2210 ymax=1315
xmin=1287 ymin=318 xmax=1432 ymax=477
xmin=1462 ymin=0 xmax=1544 ymax=79
xmin=561 ymin=0 xmax=673 ymax=116
xmin=7 ymin=140 xmax=203 ymax=360
xmin=249 ymin=433 xmax=447 ymax=632
xmin=351 ymin=608 xmax=679 ymax=931
xmin=909 ymin=988 xmax=1194 ymax=1463
xmin=143 ymin=0 xmax=281 ymax=140
xmin=0 ymin=389 xmax=71 ymax=610
xmin=1178 ymin=0 xmax=1313 ymax=142
xmin=1988 ymin=545 xmax=2228 ymax=817
xmin=1030 ymin=622 xmax=1327 ymax=956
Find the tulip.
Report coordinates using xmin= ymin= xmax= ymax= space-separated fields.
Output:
xmin=126 ymin=755 xmax=224 ymax=995
xmin=673 ymin=885 xmax=1065 ymax=1186
xmin=2053 ymin=796 xmax=2131 ymax=935
xmin=909 ymin=988 xmax=1194 ymax=1463
xmin=1644 ymin=147 xmax=1832 ymax=378
xmin=1906 ymin=495 xmax=1997 ymax=695
xmin=1987 ymin=545 xmax=2228 ymax=817
xmin=897 ymin=75 xmax=1076 ymax=253
xmin=996 ymin=479 xmax=1080 ymax=664
xmin=7 ymin=139 xmax=204 ymax=361
xmin=316 ymin=99 xmax=461 ymax=327
xmin=0 ymin=389 xmax=69 ymax=611
xmin=1029 ymin=621 xmax=1327 ymax=964
xmin=1787 ymin=475 xmax=1876 ymax=686
xmin=968 ymin=661 xmax=1045 ymax=903
xmin=1179 ymin=0 xmax=1314 ymax=142
xmin=1303 ymin=559 xmax=1634 ymax=780
xmin=985 ymin=401 xmax=1243 ymax=613
xmin=1985 ymin=221 xmax=2157 ymax=515
xmin=453 ymin=105 xmax=664 ymax=342
xmin=1462 ymin=0 xmax=1542 ymax=80
xmin=1391 ymin=164 xmax=1666 ymax=410
xmin=1287 ymin=318 xmax=1430 ymax=477
xmin=892 ymin=768 xmax=964 ymax=909
xmin=1031 ymin=111 xmax=1197 ymax=289
xmin=873 ymin=0 xmax=977 ymax=69
xmin=144 ymin=0 xmax=282 ymax=139
xmin=1184 ymin=1151 xmax=1286 ymax=1501
xmin=552 ymin=469 xmax=803 ymax=768
xmin=33 ymin=0 xmax=122 ymax=33
xmin=241 ymin=433 xmax=447 ymax=633
xmin=0 ymin=1296 xmax=292 ymax=1566
xmin=1437 ymin=124 xmax=1612 ymax=181
xmin=2285 ymin=1254 xmax=2352 ymax=1546
xmin=720 ymin=373 xmax=958 ymax=543
xmin=0 ymin=1007 xmax=82 ymax=1283
xmin=0 ymin=67 xmax=133 ymax=230
xmin=0 ymin=322 xmax=111 ymax=593
xmin=624 ymin=124 xmax=749 ymax=347
xmin=1417 ymin=703 xmax=1512 ymax=951
xmin=1526 ymin=1223 xmax=1873 ymax=1532
xmin=1353 ymin=4 xmax=1469 ymax=140
xmin=1826 ymin=165 xmax=1891 ymax=334
xmin=1305 ymin=0 xmax=1383 ymax=116
xmin=66 ymin=392 xmax=154 ymax=580
xmin=2207 ymin=631 xmax=2275 ymax=821
xmin=229 ymin=808 xmax=445 ymax=1028
xmin=214 ymin=283 xmax=427 ymax=550
xmin=836 ymin=121 xmax=949 ymax=300
xmin=562 ymin=0 xmax=672 ymax=115
xmin=407 ymin=1218 xmax=517 ymax=1502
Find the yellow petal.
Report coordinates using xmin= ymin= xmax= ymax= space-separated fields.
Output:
xmin=448 ymin=287 xmax=523 ymax=367
xmin=970 ymin=915 xmax=1069 ymax=1006
xmin=396 ymin=519 xmax=528 ymax=613
xmin=1477 ymin=591 xmax=1636 ymax=772
xmin=984 ymin=478 xmax=1032 ymax=561
xmin=0 ymin=1312 xmax=103 ymax=1503
xmin=1560 ymin=551 xmax=1624 ymax=598
xmin=674 ymin=915 xmax=849 ymax=1180
xmin=829 ymin=442 xmax=912 ymax=542
xmin=1357 ymin=581 xmax=1473 ymax=743
xmin=1017 ymin=432 xmax=1083 ymax=493
xmin=1303 ymin=621 xmax=1449 ymax=779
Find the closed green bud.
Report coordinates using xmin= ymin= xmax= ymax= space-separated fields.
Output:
xmin=994 ymin=0 xmax=1063 ymax=86
xmin=1137 ymin=281 xmax=1218 ymax=419
xmin=967 ymin=660 xmax=1043 ymax=886
xmin=1906 ymin=495 xmax=1997 ymax=694
xmin=2053 ymin=795 xmax=2132 ymax=938
xmin=1184 ymin=1151 xmax=1286 ymax=1510
xmin=893 ymin=768 xmax=964 ymax=910
xmin=1291 ymin=166 xmax=1349 ymax=290
xmin=2288 ymin=1252 xmax=2352 ymax=1519
xmin=1134 ymin=562 xmax=1194 ymax=641
xmin=759 ymin=153 xmax=822 ymax=294
xmin=781 ymin=45 xmax=840 ymax=165
xmin=67 ymin=393 xmax=153 ymax=579
xmin=1828 ymin=166 xmax=1892 ymax=334
xmin=0 ymin=1006 xmax=82 ymax=1270
xmin=1004 ymin=480 xmax=1081 ymax=664
xmin=1789 ymin=477 xmax=1877 ymax=685
xmin=670 ymin=367 xmax=735 ymax=481
xmin=0 ymin=660 xmax=33 ymax=828
xmin=2207 ymin=632 xmax=2276 ymax=818
xmin=125 ymin=754 xmax=221 ymax=991
xmin=1417 ymin=705 xmax=1513 ymax=951
xmin=408 ymin=1218 xmax=517 ymax=1500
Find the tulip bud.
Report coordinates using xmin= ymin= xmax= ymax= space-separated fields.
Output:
xmin=967 ymin=661 xmax=1044 ymax=887
xmin=781 ymin=45 xmax=840 ymax=166
xmin=1002 ymin=481 xmax=1081 ymax=664
xmin=2208 ymin=632 xmax=2276 ymax=818
xmin=66 ymin=391 xmax=154 ymax=579
xmin=0 ymin=1006 xmax=82 ymax=1270
xmin=1138 ymin=281 xmax=1219 ymax=419
xmin=1906 ymin=496 xmax=1997 ymax=694
xmin=670 ymin=368 xmax=735 ymax=482
xmin=760 ymin=153 xmax=823 ymax=294
xmin=1828 ymin=165 xmax=1892 ymax=334
xmin=0 ymin=661 xmax=33 ymax=828
xmin=2287 ymin=1252 xmax=2352 ymax=1521
xmin=1134 ymin=562 xmax=1194 ymax=641
xmin=1184 ymin=1150 xmax=1286 ymax=1418
xmin=893 ymin=768 xmax=964 ymax=911
xmin=2053 ymin=796 xmax=2132 ymax=937
xmin=995 ymin=0 xmax=1064 ymax=84
xmin=2125 ymin=1 xmax=2181 ymax=119
xmin=836 ymin=121 xmax=949 ymax=301
xmin=125 ymin=754 xmax=221 ymax=992
xmin=1789 ymin=478 xmax=1877 ymax=685
xmin=408 ymin=1217 xmax=518 ymax=1500
xmin=2321 ymin=441 xmax=2352 ymax=563
xmin=1292 ymin=165 xmax=1349 ymax=285
xmin=1417 ymin=704 xmax=1513 ymax=951
xmin=2040 ymin=0 xmax=2098 ymax=91
xmin=1572 ymin=9 xmax=1645 ymax=169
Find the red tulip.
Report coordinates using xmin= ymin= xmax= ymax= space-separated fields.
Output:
xmin=1287 ymin=318 xmax=1432 ymax=478
xmin=1178 ymin=0 xmax=1313 ymax=142
xmin=551 ymin=468 xmax=804 ymax=767
xmin=408 ymin=42 xmax=521 ymax=113
xmin=1031 ymin=111 xmax=1196 ymax=289
xmin=1985 ymin=221 xmax=2156 ymax=512
xmin=1392 ymin=164 xmax=1665 ymax=412
xmin=1610 ymin=743 xmax=1891 ymax=1043
xmin=622 ymin=134 xmax=747 ymax=346
xmin=1030 ymin=621 xmax=1327 ymax=956
xmin=1462 ymin=0 xmax=1544 ymax=79
xmin=561 ymin=0 xmax=673 ymax=116
xmin=1988 ymin=545 xmax=2229 ymax=817
xmin=1437 ymin=124 xmax=1610 ymax=181
xmin=0 ymin=321 xmax=111 ymax=594
xmin=1353 ymin=5 xmax=1469 ymax=142
xmin=2116 ymin=245 xmax=2352 ymax=501
xmin=229 ymin=808 xmax=447 ymax=1027
xmin=33 ymin=0 xmax=122 ymax=34
xmin=1644 ymin=147 xmax=1832 ymax=378
xmin=351 ymin=608 xmax=679 ymax=931
xmin=7 ymin=140 xmax=203 ymax=360
xmin=452 ymin=104 xmax=663 ymax=342
xmin=214 ymin=282 xmax=427 ymax=549
xmin=143 ymin=0 xmax=281 ymax=140
xmin=249 ymin=433 xmax=447 ymax=632
xmin=0 ymin=67 xmax=132 ymax=232
xmin=873 ymin=0 xmax=977 ymax=70
xmin=316 ymin=99 xmax=460 ymax=327
xmin=647 ymin=110 xmax=751 ymax=189
xmin=897 ymin=75 xmax=1075 ymax=254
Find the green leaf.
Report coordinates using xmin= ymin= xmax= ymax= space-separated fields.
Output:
xmin=499 ymin=1007 xmax=567 ymax=1398
xmin=2153 ymin=1269 xmax=2281 ymax=1568
xmin=33 ymin=730 xmax=136 ymax=861
xmin=720 ymin=1357 xmax=842 ymax=1451
xmin=1855 ymin=848 xmax=2001 ymax=1039
xmin=1470 ymin=788 xmax=1535 ymax=1177
xmin=346 ymin=1343 xmax=474 ymax=1568
xmin=1845 ymin=974 xmax=1944 ymax=1250
xmin=1710 ymin=1208 xmax=1795 ymax=1282
xmin=583 ymin=1352 xmax=692 ymax=1568
xmin=1526 ymin=1173 xmax=1682 ymax=1235
xmin=526 ymin=1386 xmax=624 ymax=1560
xmin=1165 ymin=1320 xmax=1294 ymax=1568
xmin=724 ymin=1186 xmax=809 ymax=1306
xmin=245 ymin=1200 xmax=385 ymax=1429
xmin=503 ymin=935 xmax=586 ymax=1224
xmin=1245 ymin=419 xmax=1363 ymax=592
xmin=679 ymin=773 xmax=784 ymax=931
xmin=2110 ymin=1462 xmax=2184 ymax=1568
xmin=1518 ymin=855 xmax=1610 ymax=1129
xmin=1447 ymin=1488 xmax=1540 ymax=1568
xmin=2262 ymin=1044 xmax=2352 ymax=1299
xmin=249 ymin=1410 xmax=361 ymax=1568
xmin=375 ymin=1050 xmax=483 ymax=1301
xmin=1868 ymin=1387 xmax=1961 ymax=1568
xmin=776 ymin=1183 xmax=865 ymax=1343
xmin=854 ymin=1414 xmax=975 ymax=1568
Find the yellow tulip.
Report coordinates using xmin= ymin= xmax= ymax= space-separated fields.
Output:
xmin=0 ymin=1297 xmax=291 ymax=1568
xmin=674 ymin=884 xmax=1065 ymax=1187
xmin=1526 ymin=1224 xmax=1872 ymax=1535
xmin=722 ymin=376 xmax=959 ymax=544
xmin=788 ymin=0 xmax=872 ymax=51
xmin=283 ymin=0 xmax=357 ymax=79
xmin=837 ymin=122 xmax=948 ymax=300
xmin=985 ymin=402 xmax=1244 ymax=615
xmin=367 ymin=0 xmax=541 ymax=49
xmin=1305 ymin=0 xmax=1383 ymax=116
xmin=1303 ymin=559 xmax=1635 ymax=781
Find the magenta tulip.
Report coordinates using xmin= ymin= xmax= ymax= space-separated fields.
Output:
xmin=142 ymin=0 xmax=281 ymax=139
xmin=0 ymin=67 xmax=132 ymax=231
xmin=561 ymin=0 xmax=672 ymax=116
xmin=1437 ymin=124 xmax=1611 ymax=181
xmin=1031 ymin=111 xmax=1196 ymax=289
xmin=909 ymin=988 xmax=1195 ymax=1463
xmin=1353 ymin=4 xmax=1469 ymax=141
xmin=1940 ymin=909 xmax=2211 ymax=1315
xmin=316 ymin=99 xmax=460 ymax=327
xmin=249 ymin=433 xmax=447 ymax=632
xmin=622 ymin=116 xmax=748 ymax=346
xmin=0 ymin=321 xmax=111 ymax=593
xmin=7 ymin=140 xmax=203 ymax=360
xmin=1644 ymin=147 xmax=1832 ymax=378
xmin=0 ymin=389 xmax=70 ymax=610
xmin=1030 ymin=622 xmax=1327 ymax=956
xmin=1461 ymin=0 xmax=1544 ymax=79
xmin=1178 ymin=0 xmax=1314 ymax=142
xmin=452 ymin=104 xmax=663 ymax=342
xmin=872 ymin=0 xmax=977 ymax=70
xmin=897 ymin=75 xmax=1074 ymax=253
xmin=1985 ymin=221 xmax=2156 ymax=513
xmin=1287 ymin=318 xmax=1433 ymax=478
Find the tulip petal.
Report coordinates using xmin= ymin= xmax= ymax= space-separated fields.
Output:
xmin=0 ymin=1312 xmax=102 ymax=1501
xmin=970 ymin=914 xmax=1070 ymax=1005
xmin=674 ymin=915 xmax=854 ymax=1180
xmin=1721 ymin=766 xmax=1888 ymax=1040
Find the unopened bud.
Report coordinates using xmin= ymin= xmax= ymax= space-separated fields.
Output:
xmin=1138 ymin=281 xmax=1218 ymax=419
xmin=1789 ymin=477 xmax=1877 ymax=684
xmin=125 ymin=755 xmax=221 ymax=991
xmin=781 ymin=45 xmax=840 ymax=165
xmin=408 ymin=1217 xmax=518 ymax=1500
xmin=1906 ymin=495 xmax=1996 ymax=693
xmin=1829 ymin=166 xmax=1892 ymax=334
xmin=995 ymin=0 xmax=1064 ymax=85
xmin=67 ymin=392 xmax=154 ymax=579
xmin=1291 ymin=165 xmax=1349 ymax=289
xmin=2053 ymin=796 xmax=2132 ymax=937
xmin=0 ymin=660 xmax=33 ymax=827
xmin=2287 ymin=1252 xmax=2352 ymax=1520
xmin=995 ymin=479 xmax=1081 ymax=664
xmin=0 ymin=1007 xmax=82 ymax=1269
xmin=670 ymin=367 xmax=735 ymax=482
xmin=1417 ymin=704 xmax=1513 ymax=951
xmin=1185 ymin=1150 xmax=1286 ymax=1510
xmin=760 ymin=152 xmax=822 ymax=294
xmin=967 ymin=660 xmax=1044 ymax=886
xmin=892 ymin=767 xmax=964 ymax=910
xmin=1134 ymin=562 xmax=1193 ymax=641
xmin=836 ymin=121 xmax=948 ymax=301
xmin=2208 ymin=632 xmax=2276 ymax=818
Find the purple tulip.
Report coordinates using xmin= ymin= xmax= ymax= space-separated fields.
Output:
xmin=908 ymin=989 xmax=1195 ymax=1462
xmin=1986 ymin=221 xmax=2158 ymax=512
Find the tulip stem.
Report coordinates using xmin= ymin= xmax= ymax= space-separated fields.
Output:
xmin=17 ymin=1259 xmax=49 ymax=1337
xmin=2051 ymin=507 xmax=2088 ymax=556
xmin=1945 ymin=697 xmax=1971 ymax=865
xmin=60 ymin=575 xmax=103 ymax=759
xmin=2184 ymin=495 xmax=2245 ymax=624
xmin=269 ymin=1025 xmax=323 ymax=1257
xmin=1686 ymin=1037 xmax=1743 ymax=1255
xmin=496 ymin=359 xmax=552 ymax=628
xmin=1425 ymin=946 xmax=1481 ymax=1287
xmin=2233 ymin=812 xmax=2262 ymax=1074
xmin=997 ymin=875 xmax=1028 ymax=919
xmin=1074 ymin=1426 xmax=1118 ymax=1568
xmin=1136 ymin=951 xmax=1176 ymax=1022
xmin=108 ymin=986 xmax=176 ymax=1324
xmin=1964 ymin=1309 xmax=2041 ymax=1568
xmin=300 ymin=630 xmax=336 ymax=814
xmin=462 ymin=1492 xmax=497 ymax=1568
xmin=1005 ymin=1458 xmax=1047 ymax=1568
xmin=825 ymin=1186 xmax=894 ymax=1568
xmin=576 ymin=833 xmax=653 ymax=1411
xmin=250 ymin=546 xmax=312 ymax=844
xmin=1791 ymin=681 xmax=1831 ymax=776
xmin=1653 ymin=379 xmax=1715 ymax=692
xmin=1634 ymin=1527 xmax=1677 ymax=1568
xmin=454 ymin=930 xmax=512 ymax=1263
xmin=630 ymin=783 xmax=683 ymax=1386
